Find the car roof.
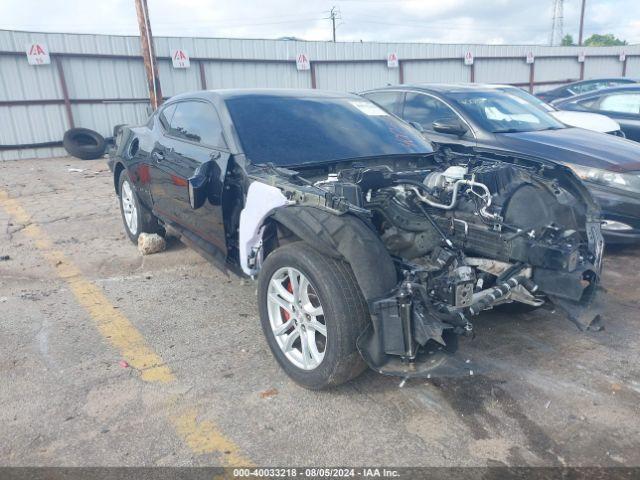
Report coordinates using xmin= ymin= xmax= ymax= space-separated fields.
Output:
xmin=165 ymin=88 xmax=361 ymax=103
xmin=363 ymin=83 xmax=515 ymax=95
xmin=555 ymin=84 xmax=640 ymax=104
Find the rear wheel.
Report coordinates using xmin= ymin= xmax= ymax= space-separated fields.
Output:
xmin=258 ymin=242 xmax=369 ymax=389
xmin=118 ymin=170 xmax=163 ymax=243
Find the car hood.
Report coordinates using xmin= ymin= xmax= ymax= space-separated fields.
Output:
xmin=495 ymin=127 xmax=640 ymax=172
xmin=549 ymin=110 xmax=620 ymax=133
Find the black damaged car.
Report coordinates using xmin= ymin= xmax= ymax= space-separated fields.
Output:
xmin=109 ymin=89 xmax=603 ymax=389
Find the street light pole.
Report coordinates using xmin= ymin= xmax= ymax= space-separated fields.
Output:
xmin=135 ymin=0 xmax=163 ymax=110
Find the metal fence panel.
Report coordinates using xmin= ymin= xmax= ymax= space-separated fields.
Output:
xmin=403 ymin=60 xmax=469 ymax=84
xmin=475 ymin=58 xmax=530 ymax=84
xmin=0 ymin=55 xmax=61 ymax=101
xmin=0 ymin=104 xmax=68 ymax=144
xmin=584 ymin=56 xmax=625 ymax=78
xmin=71 ymin=102 xmax=149 ymax=138
xmin=534 ymin=57 xmax=581 ymax=82
xmin=61 ymin=56 xmax=148 ymax=99
xmin=625 ymin=57 xmax=640 ymax=78
xmin=157 ymin=59 xmax=202 ymax=97
xmin=202 ymin=61 xmax=311 ymax=89
xmin=315 ymin=62 xmax=398 ymax=92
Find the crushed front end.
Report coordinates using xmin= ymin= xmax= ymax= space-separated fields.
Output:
xmin=247 ymin=152 xmax=604 ymax=379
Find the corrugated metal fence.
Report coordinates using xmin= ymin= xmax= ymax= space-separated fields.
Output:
xmin=1 ymin=29 xmax=639 ymax=160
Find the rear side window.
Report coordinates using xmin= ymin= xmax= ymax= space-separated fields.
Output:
xmin=159 ymin=104 xmax=177 ymax=129
xmin=363 ymin=91 xmax=403 ymax=115
xmin=597 ymin=93 xmax=640 ymax=114
xmin=168 ymin=101 xmax=226 ymax=148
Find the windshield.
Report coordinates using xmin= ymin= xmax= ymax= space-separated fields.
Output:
xmin=502 ymin=87 xmax=555 ymax=112
xmin=225 ymin=95 xmax=433 ymax=166
xmin=449 ymin=91 xmax=566 ymax=133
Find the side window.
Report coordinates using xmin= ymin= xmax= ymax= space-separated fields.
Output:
xmin=363 ymin=92 xmax=402 ymax=115
xmin=168 ymin=101 xmax=226 ymax=148
xmin=158 ymin=104 xmax=177 ymax=130
xmin=402 ymin=93 xmax=458 ymax=131
xmin=597 ymin=93 xmax=640 ymax=114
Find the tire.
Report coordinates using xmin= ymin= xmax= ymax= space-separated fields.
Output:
xmin=117 ymin=170 xmax=164 ymax=243
xmin=258 ymin=242 xmax=370 ymax=390
xmin=63 ymin=128 xmax=106 ymax=160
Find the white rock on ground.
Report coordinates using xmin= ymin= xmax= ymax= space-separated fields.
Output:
xmin=137 ymin=233 xmax=166 ymax=255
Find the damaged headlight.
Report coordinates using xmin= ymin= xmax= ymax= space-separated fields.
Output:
xmin=566 ymin=164 xmax=640 ymax=194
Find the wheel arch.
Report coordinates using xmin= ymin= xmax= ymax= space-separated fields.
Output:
xmin=265 ymin=206 xmax=398 ymax=302
xmin=113 ymin=161 xmax=126 ymax=195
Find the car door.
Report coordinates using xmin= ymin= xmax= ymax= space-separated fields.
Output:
xmin=400 ymin=92 xmax=476 ymax=151
xmin=592 ymin=92 xmax=640 ymax=142
xmin=150 ymin=99 xmax=230 ymax=253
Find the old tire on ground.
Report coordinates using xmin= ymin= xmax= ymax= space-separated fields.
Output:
xmin=258 ymin=242 xmax=370 ymax=390
xmin=118 ymin=170 xmax=164 ymax=243
xmin=63 ymin=128 xmax=106 ymax=160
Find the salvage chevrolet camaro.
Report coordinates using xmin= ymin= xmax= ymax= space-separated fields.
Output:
xmin=108 ymin=89 xmax=604 ymax=389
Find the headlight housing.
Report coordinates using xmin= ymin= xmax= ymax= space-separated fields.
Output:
xmin=565 ymin=164 xmax=640 ymax=194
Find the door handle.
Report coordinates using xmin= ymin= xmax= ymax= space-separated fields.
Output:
xmin=152 ymin=151 xmax=164 ymax=162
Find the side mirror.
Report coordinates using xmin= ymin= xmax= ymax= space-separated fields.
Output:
xmin=188 ymin=161 xmax=216 ymax=209
xmin=188 ymin=173 xmax=209 ymax=209
xmin=432 ymin=118 xmax=468 ymax=136
xmin=409 ymin=121 xmax=425 ymax=133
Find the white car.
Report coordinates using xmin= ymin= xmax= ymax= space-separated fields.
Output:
xmin=493 ymin=85 xmax=624 ymax=136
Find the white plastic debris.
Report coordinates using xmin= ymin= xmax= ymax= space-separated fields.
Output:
xmin=469 ymin=370 xmax=474 ymax=376
xmin=137 ymin=233 xmax=166 ymax=255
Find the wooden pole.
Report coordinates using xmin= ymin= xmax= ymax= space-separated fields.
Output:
xmin=135 ymin=0 xmax=162 ymax=110
xmin=578 ymin=0 xmax=586 ymax=46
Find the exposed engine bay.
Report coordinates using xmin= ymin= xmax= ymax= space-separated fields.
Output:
xmin=245 ymin=152 xmax=604 ymax=378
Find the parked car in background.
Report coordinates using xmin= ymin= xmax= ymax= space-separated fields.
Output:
xmin=553 ymin=85 xmax=640 ymax=142
xmin=492 ymin=85 xmax=624 ymax=136
xmin=361 ymin=84 xmax=640 ymax=243
xmin=536 ymin=78 xmax=637 ymax=104
xmin=108 ymin=89 xmax=603 ymax=388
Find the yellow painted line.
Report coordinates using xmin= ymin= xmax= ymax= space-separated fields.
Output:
xmin=0 ymin=189 xmax=253 ymax=466
xmin=171 ymin=409 xmax=253 ymax=465
xmin=0 ymin=189 xmax=174 ymax=383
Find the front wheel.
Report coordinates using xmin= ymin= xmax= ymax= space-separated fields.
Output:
xmin=258 ymin=242 xmax=370 ymax=389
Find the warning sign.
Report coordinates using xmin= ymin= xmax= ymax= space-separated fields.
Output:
xmin=387 ymin=52 xmax=399 ymax=68
xmin=619 ymin=52 xmax=626 ymax=62
xmin=25 ymin=42 xmax=50 ymax=65
xmin=296 ymin=53 xmax=310 ymax=71
xmin=171 ymin=49 xmax=190 ymax=68
xmin=464 ymin=51 xmax=474 ymax=66
xmin=526 ymin=51 xmax=535 ymax=64
xmin=578 ymin=51 xmax=586 ymax=63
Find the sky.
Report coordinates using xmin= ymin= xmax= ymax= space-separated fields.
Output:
xmin=1 ymin=0 xmax=639 ymax=45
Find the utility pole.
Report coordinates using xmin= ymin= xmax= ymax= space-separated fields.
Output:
xmin=578 ymin=0 xmax=586 ymax=45
xmin=135 ymin=0 xmax=163 ymax=110
xmin=328 ymin=6 xmax=340 ymax=42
